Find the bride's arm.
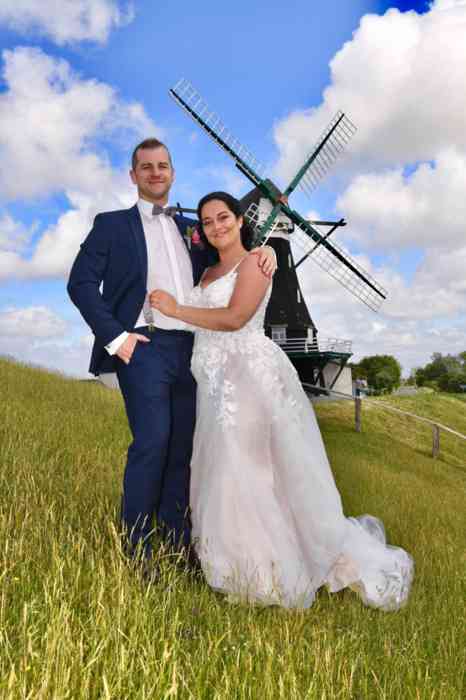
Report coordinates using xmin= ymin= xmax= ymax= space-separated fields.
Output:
xmin=150 ymin=257 xmax=271 ymax=331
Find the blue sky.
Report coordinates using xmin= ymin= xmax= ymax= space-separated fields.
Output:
xmin=0 ymin=0 xmax=464 ymax=376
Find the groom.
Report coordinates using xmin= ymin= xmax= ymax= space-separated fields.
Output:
xmin=68 ymin=138 xmax=275 ymax=565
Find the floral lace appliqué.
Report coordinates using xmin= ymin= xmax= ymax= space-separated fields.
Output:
xmin=189 ymin=272 xmax=305 ymax=432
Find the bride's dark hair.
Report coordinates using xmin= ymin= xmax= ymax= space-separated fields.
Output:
xmin=197 ymin=191 xmax=254 ymax=257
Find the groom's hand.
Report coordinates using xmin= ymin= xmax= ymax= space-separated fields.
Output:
xmin=249 ymin=245 xmax=277 ymax=278
xmin=116 ymin=333 xmax=150 ymax=365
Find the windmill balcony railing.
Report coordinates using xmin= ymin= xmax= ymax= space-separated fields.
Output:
xmin=273 ymin=337 xmax=352 ymax=355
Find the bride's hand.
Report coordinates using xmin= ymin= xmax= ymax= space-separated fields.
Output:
xmin=149 ymin=289 xmax=178 ymax=317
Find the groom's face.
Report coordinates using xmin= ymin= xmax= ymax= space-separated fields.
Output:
xmin=130 ymin=146 xmax=175 ymax=204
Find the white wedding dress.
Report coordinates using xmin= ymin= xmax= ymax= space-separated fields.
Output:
xmin=189 ymin=266 xmax=414 ymax=610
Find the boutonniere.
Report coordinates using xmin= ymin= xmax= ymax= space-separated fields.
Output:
xmin=185 ymin=225 xmax=204 ymax=251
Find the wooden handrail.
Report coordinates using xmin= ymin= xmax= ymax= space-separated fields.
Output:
xmin=368 ymin=399 xmax=466 ymax=441
xmin=302 ymin=383 xmax=466 ymax=458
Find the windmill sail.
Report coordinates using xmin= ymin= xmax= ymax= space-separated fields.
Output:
xmin=291 ymin=221 xmax=387 ymax=312
xmin=170 ymin=79 xmax=265 ymax=186
xmin=285 ymin=111 xmax=357 ymax=198
xmin=243 ymin=202 xmax=283 ymax=246
xmin=170 ymin=78 xmax=387 ymax=312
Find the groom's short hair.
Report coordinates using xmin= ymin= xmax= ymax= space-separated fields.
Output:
xmin=131 ymin=138 xmax=173 ymax=170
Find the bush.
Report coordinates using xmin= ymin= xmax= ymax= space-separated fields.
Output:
xmin=356 ymin=355 xmax=402 ymax=395
xmin=438 ymin=372 xmax=466 ymax=393
xmin=416 ymin=352 xmax=466 ymax=393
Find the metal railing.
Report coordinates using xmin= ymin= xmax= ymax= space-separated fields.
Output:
xmin=273 ymin=337 xmax=352 ymax=355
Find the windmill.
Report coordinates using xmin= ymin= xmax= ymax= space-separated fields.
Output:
xmin=170 ymin=79 xmax=387 ymax=393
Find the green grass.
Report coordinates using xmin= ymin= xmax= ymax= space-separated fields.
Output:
xmin=1 ymin=357 xmax=465 ymax=699
xmin=375 ymin=390 xmax=466 ymax=435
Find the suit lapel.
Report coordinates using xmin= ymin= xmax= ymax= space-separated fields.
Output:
xmin=127 ymin=205 xmax=148 ymax=288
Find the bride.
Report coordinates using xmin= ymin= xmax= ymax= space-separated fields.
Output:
xmin=149 ymin=191 xmax=414 ymax=611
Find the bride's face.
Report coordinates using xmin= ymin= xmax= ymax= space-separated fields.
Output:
xmin=200 ymin=200 xmax=243 ymax=251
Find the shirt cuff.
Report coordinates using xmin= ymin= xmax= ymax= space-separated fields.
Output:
xmin=105 ymin=331 xmax=129 ymax=356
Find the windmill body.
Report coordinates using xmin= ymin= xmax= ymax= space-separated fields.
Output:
xmin=240 ymin=188 xmax=317 ymax=341
xmin=241 ymin=190 xmax=352 ymax=393
xmin=170 ymin=79 xmax=386 ymax=394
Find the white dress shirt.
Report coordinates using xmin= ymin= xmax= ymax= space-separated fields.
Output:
xmin=106 ymin=198 xmax=194 ymax=355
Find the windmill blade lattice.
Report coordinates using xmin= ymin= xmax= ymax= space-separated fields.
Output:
xmin=170 ymin=79 xmax=265 ymax=185
xmin=291 ymin=223 xmax=387 ymax=312
xmin=243 ymin=203 xmax=282 ymax=246
xmin=292 ymin=111 xmax=357 ymax=198
xmin=170 ymin=78 xmax=387 ymax=312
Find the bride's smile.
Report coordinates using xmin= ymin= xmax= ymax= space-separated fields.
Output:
xmin=201 ymin=200 xmax=243 ymax=253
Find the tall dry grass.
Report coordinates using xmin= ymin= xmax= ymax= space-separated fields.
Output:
xmin=1 ymin=357 xmax=465 ymax=699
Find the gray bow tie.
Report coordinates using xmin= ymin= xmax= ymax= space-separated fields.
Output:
xmin=152 ymin=204 xmax=178 ymax=217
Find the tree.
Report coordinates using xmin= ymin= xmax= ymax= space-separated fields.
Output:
xmin=438 ymin=370 xmax=466 ymax=393
xmin=348 ymin=362 xmax=367 ymax=381
xmin=415 ymin=351 xmax=466 ymax=392
xmin=356 ymin=355 xmax=402 ymax=395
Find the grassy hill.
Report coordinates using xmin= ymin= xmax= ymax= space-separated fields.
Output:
xmin=1 ymin=357 xmax=465 ymax=699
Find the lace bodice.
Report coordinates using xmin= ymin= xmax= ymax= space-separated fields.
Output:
xmin=189 ymin=267 xmax=271 ymax=337
xmin=189 ymin=268 xmax=302 ymax=430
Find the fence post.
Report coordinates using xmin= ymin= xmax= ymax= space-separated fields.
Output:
xmin=432 ymin=424 xmax=440 ymax=458
xmin=355 ymin=397 xmax=362 ymax=433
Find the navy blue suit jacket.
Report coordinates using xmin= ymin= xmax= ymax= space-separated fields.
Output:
xmin=67 ymin=204 xmax=211 ymax=375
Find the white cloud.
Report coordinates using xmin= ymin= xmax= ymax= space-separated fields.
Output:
xmin=0 ymin=0 xmax=134 ymax=45
xmin=0 ymin=306 xmax=95 ymax=377
xmin=431 ymin=1 xmax=466 ymax=11
xmin=296 ymin=255 xmax=466 ymax=373
xmin=0 ymin=45 xmax=158 ymax=280
xmin=0 ymin=46 xmax=158 ymax=202
xmin=296 ymin=231 xmax=466 ymax=326
xmin=29 ymin=181 xmax=135 ymax=279
xmin=273 ymin=2 xmax=466 ymax=182
xmin=0 ymin=177 xmax=136 ymax=281
xmin=2 ymin=3 xmax=464 ymax=378
xmin=271 ymin=1 xmax=466 ymax=374
xmin=0 ymin=305 xmax=68 ymax=337
xmin=0 ymin=212 xmax=37 ymax=252
xmin=0 ymin=332 xmax=93 ymax=377
xmin=336 ymin=147 xmax=466 ymax=251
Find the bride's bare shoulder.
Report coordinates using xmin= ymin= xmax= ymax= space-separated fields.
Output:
xmin=237 ymin=253 xmax=266 ymax=277
xmin=235 ymin=254 xmax=272 ymax=294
